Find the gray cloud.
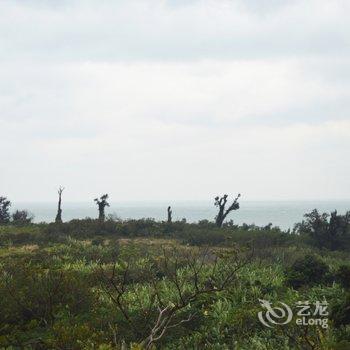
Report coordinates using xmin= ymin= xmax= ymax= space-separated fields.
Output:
xmin=1 ymin=0 xmax=350 ymax=62
xmin=0 ymin=0 xmax=349 ymax=201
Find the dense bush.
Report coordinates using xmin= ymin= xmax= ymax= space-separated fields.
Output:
xmin=44 ymin=218 xmax=119 ymax=238
xmin=0 ymin=230 xmax=348 ymax=348
xmin=1 ymin=203 xmax=349 ymax=347
xmin=0 ymin=225 xmax=45 ymax=246
xmin=11 ymin=210 xmax=34 ymax=226
xmin=331 ymin=293 xmax=350 ymax=327
xmin=0 ymin=266 xmax=95 ymax=330
xmin=335 ymin=265 xmax=350 ymax=290
xmin=0 ymin=196 xmax=11 ymax=224
xmin=294 ymin=209 xmax=350 ymax=250
xmin=284 ymin=254 xmax=330 ymax=289
xmin=116 ymin=218 xmax=160 ymax=236
xmin=0 ymin=216 xmax=343 ymax=253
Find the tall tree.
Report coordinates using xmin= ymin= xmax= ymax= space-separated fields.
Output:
xmin=0 ymin=197 xmax=11 ymax=224
xmin=55 ymin=187 xmax=64 ymax=223
xmin=167 ymin=206 xmax=172 ymax=223
xmin=94 ymin=194 xmax=110 ymax=221
xmin=214 ymin=193 xmax=240 ymax=227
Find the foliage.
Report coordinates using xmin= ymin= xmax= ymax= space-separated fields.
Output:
xmin=331 ymin=293 xmax=350 ymax=327
xmin=284 ymin=254 xmax=330 ymax=289
xmin=294 ymin=209 xmax=350 ymax=250
xmin=0 ymin=196 xmax=11 ymax=224
xmin=0 ymin=213 xmax=349 ymax=348
xmin=12 ymin=210 xmax=34 ymax=226
xmin=335 ymin=265 xmax=350 ymax=290
xmin=98 ymin=245 xmax=250 ymax=349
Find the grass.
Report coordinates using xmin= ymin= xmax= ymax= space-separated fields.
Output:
xmin=0 ymin=221 xmax=349 ymax=349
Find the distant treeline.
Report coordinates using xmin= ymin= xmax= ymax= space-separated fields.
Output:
xmin=1 ymin=193 xmax=349 ymax=251
xmin=0 ymin=192 xmax=241 ymax=227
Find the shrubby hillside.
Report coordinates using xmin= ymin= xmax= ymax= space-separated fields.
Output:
xmin=0 ymin=209 xmax=349 ymax=349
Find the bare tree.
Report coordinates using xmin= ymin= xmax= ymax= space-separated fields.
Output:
xmin=99 ymin=245 xmax=252 ymax=349
xmin=55 ymin=187 xmax=64 ymax=223
xmin=167 ymin=206 xmax=172 ymax=223
xmin=94 ymin=194 xmax=110 ymax=221
xmin=214 ymin=193 xmax=241 ymax=227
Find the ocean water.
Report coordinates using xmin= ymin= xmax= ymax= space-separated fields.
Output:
xmin=13 ymin=200 xmax=350 ymax=230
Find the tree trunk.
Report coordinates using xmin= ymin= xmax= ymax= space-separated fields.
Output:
xmin=98 ymin=204 xmax=105 ymax=221
xmin=55 ymin=187 xmax=64 ymax=223
xmin=167 ymin=206 xmax=172 ymax=223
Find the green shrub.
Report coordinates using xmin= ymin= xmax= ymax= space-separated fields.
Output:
xmin=179 ymin=227 xmax=228 ymax=246
xmin=0 ymin=266 xmax=95 ymax=328
xmin=91 ymin=237 xmax=105 ymax=246
xmin=11 ymin=210 xmax=34 ymax=226
xmin=285 ymin=254 xmax=330 ymax=289
xmin=335 ymin=265 xmax=350 ymax=290
xmin=0 ymin=196 xmax=11 ymax=224
xmin=331 ymin=293 xmax=350 ymax=327
xmin=294 ymin=209 xmax=350 ymax=250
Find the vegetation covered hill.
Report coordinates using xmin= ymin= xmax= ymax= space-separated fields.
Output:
xmin=0 ymin=213 xmax=349 ymax=349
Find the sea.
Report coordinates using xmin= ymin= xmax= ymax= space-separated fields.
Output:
xmin=12 ymin=200 xmax=350 ymax=231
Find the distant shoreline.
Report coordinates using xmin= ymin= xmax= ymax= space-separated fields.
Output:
xmin=10 ymin=200 xmax=350 ymax=230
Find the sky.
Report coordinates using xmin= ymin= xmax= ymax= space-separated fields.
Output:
xmin=1 ymin=0 xmax=350 ymax=202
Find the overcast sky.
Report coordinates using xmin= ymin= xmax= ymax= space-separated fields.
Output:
xmin=1 ymin=0 xmax=350 ymax=202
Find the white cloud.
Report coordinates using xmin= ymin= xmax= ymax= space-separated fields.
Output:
xmin=0 ymin=0 xmax=349 ymax=201
xmin=1 ymin=0 xmax=350 ymax=61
